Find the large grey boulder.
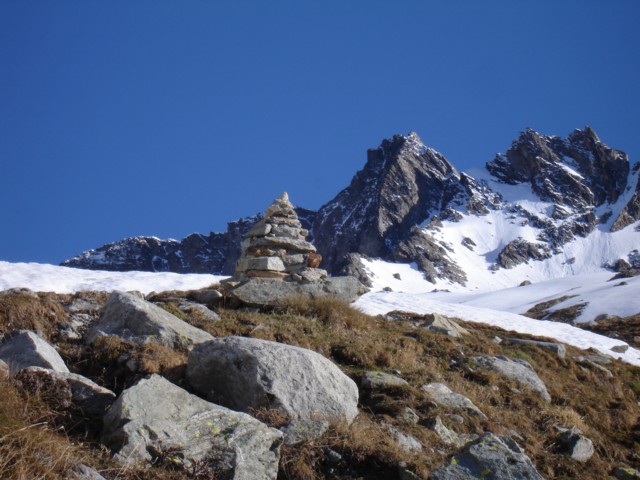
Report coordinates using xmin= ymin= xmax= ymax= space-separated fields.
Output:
xmin=85 ymin=291 xmax=214 ymax=348
xmin=430 ymin=433 xmax=544 ymax=480
xmin=469 ymin=356 xmax=551 ymax=402
xmin=0 ymin=330 xmax=69 ymax=375
xmin=17 ymin=366 xmax=115 ymax=417
xmin=226 ymin=277 xmax=367 ymax=308
xmin=421 ymin=383 xmax=487 ymax=419
xmin=187 ymin=336 xmax=359 ymax=424
xmin=102 ymin=374 xmax=282 ymax=479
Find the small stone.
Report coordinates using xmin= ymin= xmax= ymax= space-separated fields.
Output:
xmin=326 ymin=449 xmax=342 ymax=464
xmin=237 ymin=256 xmax=286 ymax=272
xmin=361 ymin=371 xmax=409 ymax=390
xmin=246 ymin=222 xmax=272 ymax=238
xmin=307 ymin=252 xmax=322 ymax=268
xmin=299 ymin=268 xmax=328 ymax=284
xmin=420 ymin=383 xmax=487 ymax=419
xmin=280 ymin=419 xmax=329 ymax=446
xmin=428 ymin=416 xmax=478 ymax=448
xmin=611 ymin=344 xmax=629 ymax=353
xmin=504 ymin=338 xmax=567 ymax=359
xmin=399 ymin=407 xmax=419 ymax=425
xmin=386 ymin=424 xmax=422 ymax=452
xmin=557 ymin=428 xmax=594 ymax=462
xmin=421 ymin=313 xmax=470 ymax=337
xmin=246 ymin=270 xmax=290 ymax=279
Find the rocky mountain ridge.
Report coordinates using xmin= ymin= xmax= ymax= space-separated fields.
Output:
xmin=62 ymin=127 xmax=640 ymax=291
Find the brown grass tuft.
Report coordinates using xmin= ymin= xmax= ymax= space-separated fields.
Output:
xmin=0 ymin=293 xmax=68 ymax=341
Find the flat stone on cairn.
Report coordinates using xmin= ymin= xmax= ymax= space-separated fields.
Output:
xmin=223 ymin=192 xmax=367 ymax=307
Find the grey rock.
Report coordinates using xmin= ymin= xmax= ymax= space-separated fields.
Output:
xmin=428 ymin=416 xmax=478 ymax=448
xmin=299 ymin=267 xmax=328 ymax=283
xmin=470 ymin=356 xmax=551 ymax=402
xmin=18 ymin=366 xmax=115 ymax=417
xmin=399 ymin=407 xmax=420 ymax=425
xmin=504 ymin=338 xmax=567 ymax=359
xmin=614 ymin=467 xmax=640 ymax=480
xmin=430 ymin=433 xmax=544 ymax=480
xmin=361 ymin=371 xmax=409 ymax=390
xmin=280 ymin=419 xmax=329 ymax=446
xmin=226 ymin=276 xmax=367 ymax=308
xmin=178 ymin=301 xmax=221 ymax=321
xmin=187 ymin=336 xmax=359 ymax=424
xmin=253 ymin=236 xmax=316 ymax=253
xmin=0 ymin=330 xmax=69 ymax=375
xmin=611 ymin=344 xmax=629 ymax=353
xmin=85 ymin=291 xmax=214 ymax=348
xmin=246 ymin=221 xmax=272 ymax=238
xmin=421 ymin=383 xmax=487 ymax=419
xmin=557 ymin=428 xmax=594 ymax=462
xmin=190 ymin=288 xmax=223 ymax=305
xmin=421 ymin=313 xmax=470 ymax=338
xmin=270 ymin=224 xmax=301 ymax=238
xmin=102 ymin=374 xmax=282 ymax=479
xmin=68 ymin=464 xmax=107 ymax=480
xmin=237 ymin=256 xmax=286 ymax=272
xmin=326 ymin=449 xmax=342 ymax=464
xmin=0 ymin=359 xmax=10 ymax=377
xmin=386 ymin=424 xmax=422 ymax=452
xmin=281 ymin=253 xmax=306 ymax=266
xmin=495 ymin=238 xmax=552 ymax=269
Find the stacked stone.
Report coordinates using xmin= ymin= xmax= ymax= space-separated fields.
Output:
xmin=233 ymin=192 xmax=326 ymax=283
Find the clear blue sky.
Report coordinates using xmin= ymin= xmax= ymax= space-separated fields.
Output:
xmin=2 ymin=1 xmax=639 ymax=264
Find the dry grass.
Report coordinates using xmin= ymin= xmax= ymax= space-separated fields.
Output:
xmin=2 ymin=289 xmax=639 ymax=479
xmin=0 ymin=292 xmax=68 ymax=341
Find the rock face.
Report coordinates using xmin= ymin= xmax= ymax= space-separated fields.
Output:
xmin=224 ymin=193 xmax=367 ymax=307
xmin=470 ymin=355 xmax=551 ymax=402
xmin=102 ymin=374 xmax=282 ymax=479
xmin=430 ymin=433 xmax=544 ymax=480
xmin=187 ymin=336 xmax=359 ymax=424
xmin=85 ymin=291 xmax=214 ymax=348
xmin=0 ymin=330 xmax=69 ymax=375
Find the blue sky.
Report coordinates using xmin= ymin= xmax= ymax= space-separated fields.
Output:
xmin=1 ymin=1 xmax=639 ymax=264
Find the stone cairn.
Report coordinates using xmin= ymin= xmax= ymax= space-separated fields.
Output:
xmin=230 ymin=192 xmax=327 ymax=285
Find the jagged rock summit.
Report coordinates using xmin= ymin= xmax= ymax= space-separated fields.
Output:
xmin=223 ymin=193 xmax=367 ymax=307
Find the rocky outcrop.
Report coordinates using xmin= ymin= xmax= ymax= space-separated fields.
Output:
xmin=0 ymin=330 xmax=69 ymax=375
xmin=85 ymin=291 xmax=214 ymax=348
xmin=469 ymin=355 xmax=551 ymax=401
xmin=102 ymin=374 xmax=282 ymax=478
xmin=430 ymin=433 xmax=544 ymax=480
xmin=187 ymin=336 xmax=359 ymax=424
xmin=612 ymin=163 xmax=640 ymax=231
xmin=495 ymin=238 xmax=552 ymax=269
xmin=312 ymin=132 xmax=462 ymax=274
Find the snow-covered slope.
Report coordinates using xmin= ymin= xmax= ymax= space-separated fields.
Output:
xmin=0 ymin=261 xmax=225 ymax=294
xmin=355 ymin=291 xmax=640 ymax=366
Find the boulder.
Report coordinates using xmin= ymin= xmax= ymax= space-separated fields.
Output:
xmin=280 ymin=419 xmax=329 ymax=446
xmin=361 ymin=371 xmax=409 ymax=390
xmin=557 ymin=428 xmax=594 ymax=462
xmin=503 ymin=338 xmax=566 ymax=359
xmin=428 ymin=416 xmax=478 ymax=448
xmin=429 ymin=433 xmax=544 ymax=480
xmin=469 ymin=355 xmax=551 ymax=401
xmin=85 ymin=291 xmax=214 ymax=348
xmin=178 ymin=301 xmax=221 ymax=321
xmin=226 ymin=276 xmax=366 ymax=308
xmin=420 ymin=383 xmax=487 ymax=419
xmin=187 ymin=336 xmax=359 ymax=424
xmin=421 ymin=313 xmax=470 ymax=337
xmin=16 ymin=366 xmax=115 ymax=418
xmin=0 ymin=330 xmax=69 ymax=375
xmin=102 ymin=374 xmax=282 ymax=479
